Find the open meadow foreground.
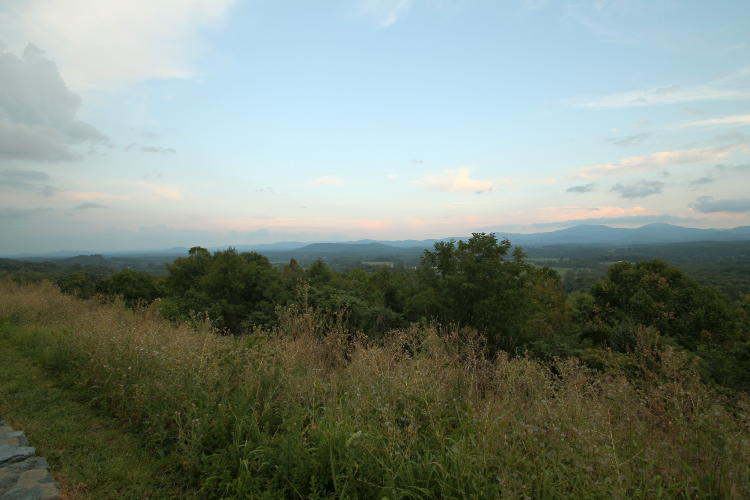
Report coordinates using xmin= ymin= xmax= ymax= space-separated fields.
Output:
xmin=0 ymin=280 xmax=748 ymax=499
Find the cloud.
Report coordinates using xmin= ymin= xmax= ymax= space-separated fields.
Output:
xmin=0 ymin=169 xmax=51 ymax=192
xmin=714 ymin=163 xmax=750 ymax=175
xmin=421 ymin=168 xmax=493 ymax=194
xmin=566 ymin=183 xmax=595 ymax=193
xmin=680 ymin=113 xmax=750 ymax=128
xmin=311 ymin=176 xmax=345 ymax=186
xmin=575 ymin=145 xmax=743 ymax=179
xmin=689 ymin=177 xmax=715 ymax=186
xmin=41 ymin=185 xmax=58 ymax=197
xmin=0 ymin=0 xmax=236 ymax=89
xmin=715 ymin=130 xmax=748 ymax=143
xmin=607 ymin=133 xmax=650 ymax=147
xmin=690 ymin=196 xmax=750 ymax=213
xmin=0 ymin=45 xmax=105 ymax=162
xmin=363 ymin=0 xmax=414 ymax=28
xmin=611 ymin=180 xmax=664 ymax=198
xmin=571 ymin=68 xmax=750 ymax=109
xmin=137 ymin=182 xmax=183 ymax=201
xmin=0 ymin=169 xmax=49 ymax=182
xmin=73 ymin=202 xmax=108 ymax=210
xmin=0 ymin=207 xmax=52 ymax=219
xmin=141 ymin=146 xmax=176 ymax=154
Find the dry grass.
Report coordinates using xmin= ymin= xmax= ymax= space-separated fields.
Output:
xmin=1 ymin=280 xmax=748 ymax=499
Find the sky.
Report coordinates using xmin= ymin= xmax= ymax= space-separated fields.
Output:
xmin=1 ymin=0 xmax=749 ymax=254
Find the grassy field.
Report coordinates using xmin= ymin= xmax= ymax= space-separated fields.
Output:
xmin=0 ymin=326 xmax=189 ymax=499
xmin=1 ymin=280 xmax=749 ymax=498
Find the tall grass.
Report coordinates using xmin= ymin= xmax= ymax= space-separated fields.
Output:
xmin=1 ymin=280 xmax=748 ymax=498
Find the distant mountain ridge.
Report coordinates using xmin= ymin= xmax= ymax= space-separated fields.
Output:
xmin=5 ymin=224 xmax=750 ymax=258
xmin=328 ymin=224 xmax=750 ymax=250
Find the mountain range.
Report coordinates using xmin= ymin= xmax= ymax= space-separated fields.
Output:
xmin=6 ymin=224 xmax=750 ymax=259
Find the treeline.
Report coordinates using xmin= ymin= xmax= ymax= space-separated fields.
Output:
xmin=13 ymin=233 xmax=750 ymax=392
xmin=528 ymin=240 xmax=750 ymax=299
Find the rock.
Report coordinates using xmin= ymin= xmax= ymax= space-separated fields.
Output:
xmin=0 ymin=447 xmax=35 ymax=467
xmin=0 ymin=419 xmax=59 ymax=500
xmin=0 ymin=432 xmax=29 ymax=448
xmin=4 ymin=459 xmax=48 ymax=474
xmin=1 ymin=483 xmax=59 ymax=500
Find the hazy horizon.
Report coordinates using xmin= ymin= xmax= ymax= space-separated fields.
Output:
xmin=2 ymin=0 xmax=750 ymax=253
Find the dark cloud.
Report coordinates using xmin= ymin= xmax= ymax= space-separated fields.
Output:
xmin=141 ymin=146 xmax=176 ymax=154
xmin=689 ymin=163 xmax=750 ymax=187
xmin=690 ymin=196 xmax=750 ymax=213
xmin=532 ymin=214 xmax=694 ymax=228
xmin=689 ymin=176 xmax=715 ymax=186
xmin=566 ymin=183 xmax=595 ymax=193
xmin=0 ymin=169 xmax=52 ymax=194
xmin=1 ymin=169 xmax=49 ymax=182
xmin=611 ymin=180 xmax=664 ymax=198
xmin=0 ymin=45 xmax=106 ymax=162
xmin=607 ymin=132 xmax=650 ymax=147
xmin=0 ymin=207 xmax=52 ymax=219
xmin=714 ymin=163 xmax=750 ymax=174
xmin=74 ymin=202 xmax=108 ymax=210
xmin=41 ymin=185 xmax=59 ymax=197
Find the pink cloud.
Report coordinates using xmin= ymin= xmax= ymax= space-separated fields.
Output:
xmin=420 ymin=168 xmax=493 ymax=193
xmin=575 ymin=145 xmax=744 ymax=179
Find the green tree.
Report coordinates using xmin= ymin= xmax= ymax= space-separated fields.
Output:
xmin=579 ymin=260 xmax=738 ymax=350
xmin=408 ymin=233 xmax=570 ymax=354
xmin=577 ymin=260 xmax=749 ymax=390
xmin=97 ymin=269 xmax=163 ymax=307
xmin=162 ymin=247 xmax=280 ymax=333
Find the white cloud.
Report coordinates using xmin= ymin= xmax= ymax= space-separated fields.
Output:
xmin=679 ymin=114 xmax=750 ymax=128
xmin=571 ymin=67 xmax=750 ymax=109
xmin=362 ymin=0 xmax=414 ymax=28
xmin=0 ymin=0 xmax=236 ymax=89
xmin=56 ymin=190 xmax=126 ymax=201
xmin=575 ymin=145 xmax=745 ymax=179
xmin=421 ymin=168 xmax=493 ymax=193
xmin=137 ymin=182 xmax=184 ymax=200
xmin=0 ymin=45 xmax=105 ymax=162
xmin=311 ymin=176 xmax=345 ymax=186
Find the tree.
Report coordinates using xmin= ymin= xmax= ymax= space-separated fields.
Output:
xmin=408 ymin=233 xmax=570 ymax=354
xmin=577 ymin=259 xmax=750 ymax=390
xmin=579 ymin=260 xmax=738 ymax=350
xmin=97 ymin=269 xmax=162 ymax=307
xmin=162 ymin=247 xmax=281 ymax=333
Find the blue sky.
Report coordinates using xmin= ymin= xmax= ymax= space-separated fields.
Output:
xmin=1 ymin=0 xmax=749 ymax=253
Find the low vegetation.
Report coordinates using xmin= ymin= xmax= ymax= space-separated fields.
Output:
xmin=0 ymin=328 xmax=186 ymax=499
xmin=1 ymin=280 xmax=749 ymax=498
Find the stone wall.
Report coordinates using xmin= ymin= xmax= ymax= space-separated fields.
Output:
xmin=0 ymin=419 xmax=60 ymax=500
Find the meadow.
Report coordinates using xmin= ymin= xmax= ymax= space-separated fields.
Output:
xmin=1 ymin=280 xmax=748 ymax=499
